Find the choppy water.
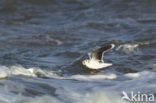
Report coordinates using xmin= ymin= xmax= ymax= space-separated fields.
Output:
xmin=0 ymin=0 xmax=156 ymax=103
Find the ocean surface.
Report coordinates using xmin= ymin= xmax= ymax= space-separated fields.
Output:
xmin=0 ymin=0 xmax=156 ymax=103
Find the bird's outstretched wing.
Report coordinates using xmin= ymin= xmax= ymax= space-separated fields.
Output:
xmin=91 ymin=44 xmax=115 ymax=61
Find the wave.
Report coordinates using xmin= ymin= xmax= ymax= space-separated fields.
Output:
xmin=80 ymin=90 xmax=126 ymax=103
xmin=0 ymin=65 xmax=117 ymax=82
xmin=0 ymin=94 xmax=59 ymax=103
xmin=68 ymin=73 xmax=117 ymax=81
xmin=0 ymin=89 xmax=128 ymax=103
xmin=116 ymin=43 xmax=139 ymax=54
xmin=0 ymin=65 xmax=54 ymax=79
xmin=0 ymin=65 xmax=155 ymax=103
xmin=115 ymin=41 xmax=151 ymax=54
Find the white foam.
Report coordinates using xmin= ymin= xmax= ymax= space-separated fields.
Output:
xmin=81 ymin=91 xmax=126 ymax=103
xmin=116 ymin=44 xmax=139 ymax=54
xmin=0 ymin=66 xmax=10 ymax=79
xmin=1 ymin=68 xmax=154 ymax=103
xmin=125 ymin=71 xmax=156 ymax=79
xmin=0 ymin=89 xmax=127 ymax=103
xmin=0 ymin=65 xmax=117 ymax=81
xmin=125 ymin=72 xmax=141 ymax=78
xmin=111 ymin=71 xmax=156 ymax=93
xmin=56 ymin=86 xmax=127 ymax=103
xmin=0 ymin=65 xmax=50 ymax=79
xmin=68 ymin=73 xmax=117 ymax=81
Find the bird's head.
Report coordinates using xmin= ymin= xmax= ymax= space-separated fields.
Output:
xmin=82 ymin=59 xmax=89 ymax=65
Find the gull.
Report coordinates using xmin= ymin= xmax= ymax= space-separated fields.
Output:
xmin=82 ymin=44 xmax=115 ymax=70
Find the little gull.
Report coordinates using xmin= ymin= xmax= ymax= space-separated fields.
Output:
xmin=82 ymin=44 xmax=115 ymax=70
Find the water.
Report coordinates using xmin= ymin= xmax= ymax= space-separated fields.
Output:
xmin=0 ymin=0 xmax=156 ymax=103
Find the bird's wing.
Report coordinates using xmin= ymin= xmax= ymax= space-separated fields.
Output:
xmin=91 ymin=44 xmax=115 ymax=61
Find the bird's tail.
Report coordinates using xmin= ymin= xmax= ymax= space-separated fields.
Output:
xmin=102 ymin=63 xmax=112 ymax=68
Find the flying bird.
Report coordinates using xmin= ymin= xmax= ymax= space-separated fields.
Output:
xmin=82 ymin=44 xmax=115 ymax=70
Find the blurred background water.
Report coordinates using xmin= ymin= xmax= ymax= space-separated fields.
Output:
xmin=0 ymin=0 xmax=156 ymax=103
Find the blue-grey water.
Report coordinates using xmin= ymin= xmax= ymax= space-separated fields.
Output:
xmin=0 ymin=0 xmax=156 ymax=103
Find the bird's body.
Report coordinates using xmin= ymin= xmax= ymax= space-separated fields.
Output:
xmin=83 ymin=59 xmax=112 ymax=69
xmin=82 ymin=44 xmax=115 ymax=70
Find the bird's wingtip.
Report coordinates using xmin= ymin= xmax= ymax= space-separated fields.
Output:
xmin=111 ymin=44 xmax=115 ymax=49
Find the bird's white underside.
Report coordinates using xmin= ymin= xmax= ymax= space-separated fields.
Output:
xmin=85 ymin=60 xmax=112 ymax=69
